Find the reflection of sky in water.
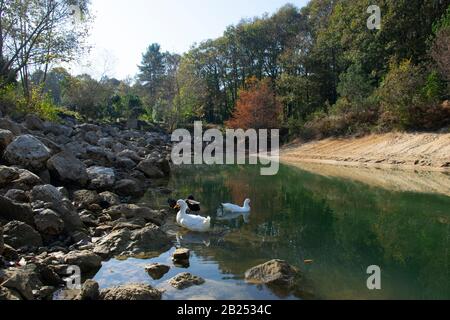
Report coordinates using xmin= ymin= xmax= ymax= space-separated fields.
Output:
xmin=94 ymin=247 xmax=298 ymax=300
xmin=89 ymin=163 xmax=450 ymax=300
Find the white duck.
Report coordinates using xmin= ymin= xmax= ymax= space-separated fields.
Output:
xmin=175 ymin=200 xmax=211 ymax=232
xmin=221 ymin=199 xmax=251 ymax=213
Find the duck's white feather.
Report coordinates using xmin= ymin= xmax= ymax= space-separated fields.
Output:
xmin=221 ymin=199 xmax=251 ymax=213
xmin=176 ymin=200 xmax=211 ymax=232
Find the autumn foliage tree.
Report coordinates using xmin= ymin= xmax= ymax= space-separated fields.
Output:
xmin=226 ymin=77 xmax=282 ymax=130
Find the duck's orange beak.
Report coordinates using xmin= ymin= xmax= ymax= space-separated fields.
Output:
xmin=174 ymin=204 xmax=181 ymax=210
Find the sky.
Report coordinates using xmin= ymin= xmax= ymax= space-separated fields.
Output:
xmin=72 ymin=0 xmax=309 ymax=80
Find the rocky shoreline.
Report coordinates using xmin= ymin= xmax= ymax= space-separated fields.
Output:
xmin=0 ymin=114 xmax=176 ymax=300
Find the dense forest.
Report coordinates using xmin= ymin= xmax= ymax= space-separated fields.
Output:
xmin=1 ymin=0 xmax=450 ymax=139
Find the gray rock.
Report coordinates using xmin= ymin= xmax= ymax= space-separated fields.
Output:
xmin=244 ymin=259 xmax=300 ymax=287
xmin=87 ymin=166 xmax=115 ymax=190
xmin=172 ymin=248 xmax=190 ymax=262
xmin=116 ymin=149 xmax=142 ymax=162
xmin=0 ymin=195 xmax=34 ymax=225
xmin=3 ymin=221 xmax=43 ymax=249
xmin=145 ymin=263 xmax=170 ymax=280
xmin=113 ymin=179 xmax=143 ymax=197
xmin=9 ymin=168 xmax=42 ymax=191
xmin=104 ymin=204 xmax=164 ymax=225
xmin=98 ymin=191 xmax=120 ymax=207
xmin=23 ymin=114 xmax=44 ymax=131
xmin=30 ymin=184 xmax=63 ymax=205
xmin=0 ymin=118 xmax=22 ymax=135
xmin=43 ymin=122 xmax=73 ymax=136
xmin=84 ymin=131 xmax=99 ymax=145
xmin=93 ymin=224 xmax=170 ymax=258
xmin=63 ymin=250 xmax=102 ymax=275
xmin=168 ymin=273 xmax=205 ymax=290
xmin=4 ymin=135 xmax=51 ymax=170
xmin=47 ymin=151 xmax=89 ymax=186
xmin=137 ymin=159 xmax=165 ymax=178
xmin=4 ymin=189 xmax=29 ymax=203
xmin=77 ymin=280 xmax=100 ymax=300
xmin=34 ymin=209 xmax=65 ymax=236
xmin=72 ymin=189 xmax=100 ymax=209
xmin=100 ymin=284 xmax=161 ymax=300
xmin=56 ymin=199 xmax=86 ymax=233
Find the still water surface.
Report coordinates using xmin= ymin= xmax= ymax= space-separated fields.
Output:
xmin=94 ymin=164 xmax=450 ymax=300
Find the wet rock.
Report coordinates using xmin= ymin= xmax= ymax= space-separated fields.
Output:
xmin=113 ymin=179 xmax=143 ymax=197
xmin=63 ymin=250 xmax=102 ymax=275
xmin=87 ymin=166 xmax=115 ymax=190
xmin=145 ymin=263 xmax=170 ymax=280
xmin=0 ymin=196 xmax=34 ymax=225
xmin=93 ymin=224 xmax=170 ymax=258
xmin=168 ymin=273 xmax=205 ymax=290
xmin=3 ymin=221 xmax=43 ymax=249
xmin=244 ymin=259 xmax=300 ymax=288
xmin=47 ymin=151 xmax=89 ymax=186
xmin=77 ymin=280 xmax=100 ymax=300
xmin=173 ymin=248 xmax=190 ymax=262
xmin=34 ymin=209 xmax=65 ymax=236
xmin=4 ymin=135 xmax=51 ymax=171
xmin=100 ymin=284 xmax=162 ymax=300
xmin=137 ymin=159 xmax=165 ymax=178
xmin=30 ymin=184 xmax=63 ymax=205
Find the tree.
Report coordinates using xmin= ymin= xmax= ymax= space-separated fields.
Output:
xmin=226 ymin=77 xmax=281 ymax=130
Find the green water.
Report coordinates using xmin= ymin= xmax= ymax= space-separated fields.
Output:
xmin=95 ymin=164 xmax=450 ymax=300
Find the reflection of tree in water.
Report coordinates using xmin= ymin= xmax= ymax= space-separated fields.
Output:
xmin=155 ymin=164 xmax=450 ymax=299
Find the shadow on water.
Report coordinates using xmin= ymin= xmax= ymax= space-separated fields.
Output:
xmin=94 ymin=164 xmax=450 ymax=300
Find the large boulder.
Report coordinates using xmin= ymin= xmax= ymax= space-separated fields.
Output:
xmin=100 ymin=284 xmax=161 ymax=301
xmin=244 ymin=259 xmax=300 ymax=288
xmin=3 ymin=221 xmax=43 ymax=249
xmin=93 ymin=224 xmax=170 ymax=258
xmin=0 ymin=196 xmax=34 ymax=225
xmin=34 ymin=209 xmax=65 ymax=236
xmin=169 ymin=273 xmax=205 ymax=290
xmin=3 ymin=135 xmax=51 ymax=171
xmin=47 ymin=151 xmax=89 ymax=186
xmin=137 ymin=159 xmax=165 ymax=179
xmin=63 ymin=250 xmax=102 ymax=275
xmin=87 ymin=166 xmax=115 ymax=190
xmin=30 ymin=184 xmax=63 ymax=206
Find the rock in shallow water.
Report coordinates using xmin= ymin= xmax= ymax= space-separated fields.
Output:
xmin=77 ymin=280 xmax=100 ymax=300
xmin=63 ymin=250 xmax=102 ymax=275
xmin=244 ymin=259 xmax=300 ymax=288
xmin=169 ymin=272 xmax=205 ymax=290
xmin=145 ymin=263 xmax=170 ymax=280
xmin=100 ymin=284 xmax=162 ymax=300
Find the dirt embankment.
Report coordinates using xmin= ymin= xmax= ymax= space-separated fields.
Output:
xmin=281 ymin=133 xmax=450 ymax=172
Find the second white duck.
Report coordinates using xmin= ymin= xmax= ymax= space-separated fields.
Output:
xmin=221 ymin=199 xmax=251 ymax=213
xmin=175 ymin=200 xmax=211 ymax=232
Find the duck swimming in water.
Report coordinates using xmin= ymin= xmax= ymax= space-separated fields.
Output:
xmin=175 ymin=199 xmax=211 ymax=232
xmin=221 ymin=199 xmax=251 ymax=213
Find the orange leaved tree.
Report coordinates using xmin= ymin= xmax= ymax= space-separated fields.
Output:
xmin=226 ymin=77 xmax=282 ymax=130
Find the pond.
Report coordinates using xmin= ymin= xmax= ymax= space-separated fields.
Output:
xmin=94 ymin=163 xmax=450 ymax=300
